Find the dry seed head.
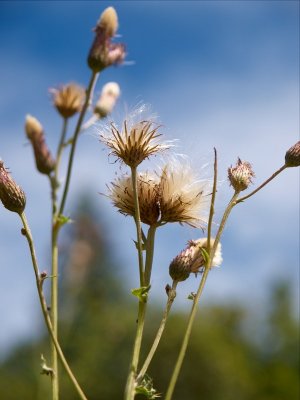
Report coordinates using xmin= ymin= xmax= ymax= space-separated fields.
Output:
xmin=94 ymin=82 xmax=121 ymax=118
xmin=108 ymin=172 xmax=160 ymax=225
xmin=169 ymin=237 xmax=222 ymax=282
xmin=100 ymin=111 xmax=170 ymax=167
xmin=97 ymin=7 xmax=118 ymax=37
xmin=25 ymin=115 xmax=55 ymax=175
xmin=0 ymin=161 xmax=26 ymax=214
xmin=51 ymin=83 xmax=85 ymax=118
xmin=158 ymin=161 xmax=210 ymax=228
xmin=285 ymin=141 xmax=300 ymax=167
xmin=228 ymin=158 xmax=255 ymax=192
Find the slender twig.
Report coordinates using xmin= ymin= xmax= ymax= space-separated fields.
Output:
xmin=236 ymin=165 xmax=287 ymax=204
xmin=207 ymin=147 xmax=218 ymax=254
xmin=58 ymin=71 xmax=98 ymax=216
xmin=137 ymin=280 xmax=177 ymax=383
xmin=19 ymin=212 xmax=88 ymax=400
xmin=164 ymin=267 xmax=210 ymax=400
xmin=165 ymin=189 xmax=239 ymax=400
xmin=144 ymin=225 xmax=156 ymax=285
xmin=124 ymin=166 xmax=147 ymax=400
xmin=81 ymin=114 xmax=99 ymax=132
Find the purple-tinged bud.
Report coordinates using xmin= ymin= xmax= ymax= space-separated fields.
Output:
xmin=87 ymin=7 xmax=125 ymax=72
xmin=228 ymin=158 xmax=255 ymax=192
xmin=285 ymin=141 xmax=300 ymax=167
xmin=0 ymin=161 xmax=26 ymax=214
xmin=169 ymin=238 xmax=222 ymax=282
xmin=25 ymin=115 xmax=55 ymax=175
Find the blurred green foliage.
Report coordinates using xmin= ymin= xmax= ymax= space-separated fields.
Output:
xmin=0 ymin=202 xmax=299 ymax=399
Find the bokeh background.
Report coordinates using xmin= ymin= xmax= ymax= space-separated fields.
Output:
xmin=0 ymin=1 xmax=299 ymax=399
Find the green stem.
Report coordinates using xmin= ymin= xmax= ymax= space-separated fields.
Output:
xmin=144 ymin=225 xmax=156 ymax=285
xmin=165 ymin=191 xmax=239 ymax=400
xmin=207 ymin=147 xmax=217 ymax=254
xmin=137 ymin=281 xmax=177 ymax=383
xmin=19 ymin=212 xmax=88 ymax=400
xmin=124 ymin=167 xmax=147 ymax=400
xmin=236 ymin=164 xmax=287 ymax=205
xmin=164 ymin=268 xmax=210 ymax=400
xmin=58 ymin=71 xmax=98 ymax=216
xmin=55 ymin=118 xmax=68 ymax=186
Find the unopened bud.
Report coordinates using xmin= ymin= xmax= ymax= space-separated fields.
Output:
xmin=88 ymin=8 xmax=125 ymax=72
xmin=50 ymin=83 xmax=85 ymax=119
xmin=0 ymin=161 xmax=26 ymax=214
xmin=228 ymin=158 xmax=255 ymax=192
xmin=97 ymin=7 xmax=118 ymax=37
xmin=94 ymin=82 xmax=120 ymax=118
xmin=25 ymin=115 xmax=55 ymax=175
xmin=285 ymin=141 xmax=300 ymax=167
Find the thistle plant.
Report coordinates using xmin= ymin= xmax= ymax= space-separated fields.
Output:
xmin=0 ymin=5 xmax=299 ymax=400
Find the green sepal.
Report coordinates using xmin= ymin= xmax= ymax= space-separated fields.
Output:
xmin=133 ymin=240 xmax=147 ymax=251
xmin=135 ymin=374 xmax=160 ymax=399
xmin=200 ymin=247 xmax=210 ymax=266
xmin=187 ymin=292 xmax=196 ymax=301
xmin=56 ymin=214 xmax=73 ymax=228
xmin=131 ymin=285 xmax=151 ymax=302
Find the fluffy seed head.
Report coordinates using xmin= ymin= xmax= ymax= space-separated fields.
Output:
xmin=0 ymin=161 xmax=26 ymax=214
xmin=108 ymin=172 xmax=160 ymax=225
xmin=94 ymin=82 xmax=121 ymax=118
xmin=169 ymin=237 xmax=222 ymax=282
xmin=100 ymin=108 xmax=170 ymax=167
xmin=159 ymin=161 xmax=210 ymax=228
xmin=25 ymin=115 xmax=55 ymax=175
xmin=285 ymin=141 xmax=300 ymax=167
xmin=97 ymin=7 xmax=118 ymax=37
xmin=51 ymin=83 xmax=85 ymax=118
xmin=228 ymin=158 xmax=255 ymax=192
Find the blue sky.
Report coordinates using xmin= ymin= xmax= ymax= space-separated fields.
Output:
xmin=0 ymin=1 xmax=299 ymax=357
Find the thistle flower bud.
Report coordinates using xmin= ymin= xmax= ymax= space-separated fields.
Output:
xmin=94 ymin=82 xmax=120 ymax=118
xmin=169 ymin=238 xmax=222 ymax=282
xmin=285 ymin=141 xmax=300 ymax=167
xmin=228 ymin=158 xmax=255 ymax=192
xmin=0 ymin=161 xmax=26 ymax=214
xmin=50 ymin=83 xmax=85 ymax=119
xmin=25 ymin=115 xmax=55 ymax=175
xmin=97 ymin=7 xmax=118 ymax=37
xmin=88 ymin=7 xmax=125 ymax=72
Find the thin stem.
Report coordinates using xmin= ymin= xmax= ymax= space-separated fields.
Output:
xmin=58 ymin=71 xmax=98 ymax=216
xmin=19 ymin=212 xmax=88 ymax=400
xmin=165 ymin=191 xmax=239 ymax=400
xmin=130 ymin=166 xmax=145 ymax=287
xmin=49 ymin=116 xmax=68 ymax=400
xmin=137 ymin=281 xmax=177 ymax=382
xmin=236 ymin=164 xmax=287 ymax=204
xmin=124 ymin=167 xmax=147 ymax=400
xmin=81 ymin=114 xmax=99 ymax=131
xmin=164 ymin=268 xmax=210 ymax=400
xmin=144 ymin=225 xmax=156 ymax=285
xmin=207 ymin=147 xmax=218 ymax=254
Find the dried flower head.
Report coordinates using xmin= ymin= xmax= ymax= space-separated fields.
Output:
xmin=88 ymin=7 xmax=125 ymax=72
xmin=94 ymin=82 xmax=121 ymax=118
xmin=0 ymin=161 xmax=26 ymax=214
xmin=169 ymin=237 xmax=222 ymax=282
xmin=108 ymin=172 xmax=160 ymax=225
xmin=285 ymin=141 xmax=300 ymax=167
xmin=100 ymin=108 xmax=170 ymax=167
xmin=25 ymin=115 xmax=55 ymax=175
xmin=158 ymin=161 xmax=210 ymax=228
xmin=50 ymin=83 xmax=85 ymax=118
xmin=228 ymin=158 xmax=255 ymax=192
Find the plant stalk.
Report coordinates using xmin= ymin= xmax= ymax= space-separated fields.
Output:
xmin=19 ymin=212 xmax=88 ymax=400
xmin=58 ymin=71 xmax=98 ymax=216
xmin=137 ymin=280 xmax=177 ymax=383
